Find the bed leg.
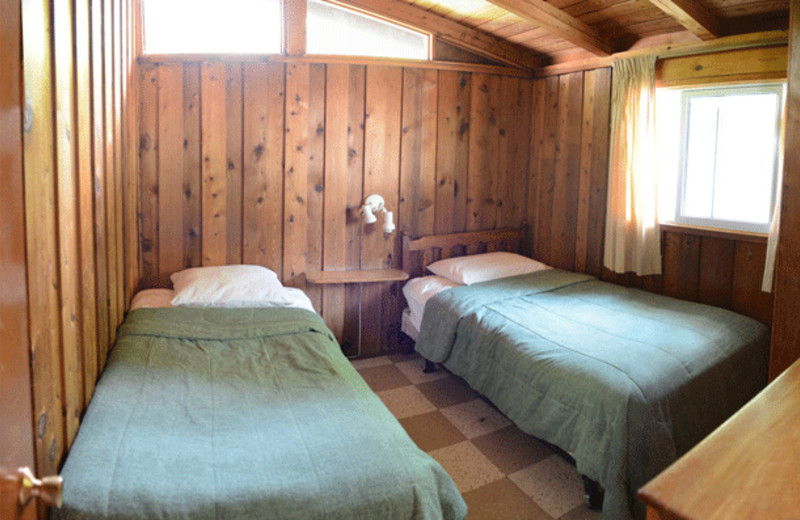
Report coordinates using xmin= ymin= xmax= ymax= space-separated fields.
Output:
xmin=582 ymin=476 xmax=603 ymax=511
xmin=423 ymin=360 xmax=437 ymax=373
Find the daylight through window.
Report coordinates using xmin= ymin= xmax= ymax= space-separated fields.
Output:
xmin=657 ymin=84 xmax=785 ymax=234
xmin=143 ymin=0 xmax=281 ymax=55
xmin=307 ymin=0 xmax=429 ymax=59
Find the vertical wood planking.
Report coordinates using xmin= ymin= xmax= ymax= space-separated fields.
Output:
xmin=575 ymin=70 xmax=596 ymax=274
xmin=114 ymin=0 xmax=125 ymax=322
xmin=550 ymin=72 xmax=584 ymax=271
xmin=363 ymin=65 xmax=402 ymax=354
xmin=225 ymin=63 xmax=244 ymax=265
xmin=770 ymin=0 xmax=800 ymax=378
xmin=306 ymin=64 xmax=327 ymax=312
xmin=511 ymin=78 xmax=533 ymax=228
xmin=124 ymin=0 xmax=140 ymax=308
xmin=528 ymin=79 xmax=543 ymax=254
xmin=435 ymin=71 xmax=470 ymax=234
xmin=75 ymin=0 xmax=98 ymax=404
xmin=284 ymin=63 xmax=310 ymax=288
xmin=157 ymin=65 xmax=184 ymax=284
xmin=323 ymin=64 xmax=350 ymax=340
xmin=534 ymin=76 xmax=559 ymax=265
xmin=698 ymin=237 xmax=735 ymax=308
xmin=201 ymin=63 xmax=228 ymax=266
xmin=19 ymin=0 xmax=131 ymax=476
xmin=732 ymin=242 xmax=773 ymax=325
xmin=400 ymin=68 xmax=437 ymax=238
xmin=22 ymin=0 xmax=64 ymax=476
xmin=183 ymin=63 xmax=202 ymax=269
xmin=53 ymin=0 xmax=82 ymax=447
xmin=242 ymin=63 xmax=284 ymax=273
xmin=343 ymin=66 xmax=367 ymax=353
xmin=92 ymin=0 xmax=110 ymax=366
xmin=584 ymin=68 xmax=612 ymax=278
xmin=104 ymin=0 xmax=119 ymax=340
xmin=496 ymin=76 xmax=516 ymax=228
xmin=139 ymin=64 xmax=159 ymax=287
xmin=663 ymin=232 xmax=701 ymax=301
xmin=467 ymin=73 xmax=500 ymax=231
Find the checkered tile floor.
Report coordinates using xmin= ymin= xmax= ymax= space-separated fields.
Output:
xmin=351 ymin=352 xmax=601 ymax=520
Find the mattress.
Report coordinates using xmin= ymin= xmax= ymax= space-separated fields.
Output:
xmin=416 ymin=269 xmax=769 ymax=520
xmin=58 ymin=307 xmax=466 ymax=520
xmin=402 ymin=275 xmax=458 ymax=334
xmin=129 ymin=288 xmax=175 ymax=310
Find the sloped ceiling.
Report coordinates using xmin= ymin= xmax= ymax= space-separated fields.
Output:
xmin=336 ymin=0 xmax=789 ymax=69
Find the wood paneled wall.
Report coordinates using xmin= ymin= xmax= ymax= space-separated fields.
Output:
xmin=136 ymin=61 xmax=532 ymax=356
xmin=529 ymin=68 xmax=612 ymax=277
xmin=21 ymin=0 xmax=132 ymax=477
xmin=528 ymin=68 xmax=774 ymax=325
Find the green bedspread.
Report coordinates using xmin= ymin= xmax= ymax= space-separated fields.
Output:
xmin=58 ymin=308 xmax=466 ymax=520
xmin=416 ymin=269 xmax=769 ymax=520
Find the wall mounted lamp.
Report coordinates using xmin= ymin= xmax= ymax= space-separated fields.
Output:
xmin=360 ymin=194 xmax=395 ymax=234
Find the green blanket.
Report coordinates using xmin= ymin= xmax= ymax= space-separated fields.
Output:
xmin=416 ymin=270 xmax=769 ymax=520
xmin=59 ymin=308 xmax=466 ymax=520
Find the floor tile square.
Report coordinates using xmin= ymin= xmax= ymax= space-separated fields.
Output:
xmin=461 ymin=478 xmax=551 ymax=520
xmin=350 ymin=356 xmax=393 ymax=370
xmin=471 ymin=425 xmax=555 ymax=474
xmin=357 ymin=364 xmax=412 ymax=392
xmin=440 ymin=398 xmax=512 ymax=439
xmin=387 ymin=351 xmax=420 ymax=363
xmin=394 ymin=357 xmax=450 ymax=385
xmin=429 ymin=441 xmax=504 ymax=493
xmin=399 ymin=411 xmax=466 ymax=452
xmin=559 ymin=505 xmax=602 ymax=520
xmin=509 ymin=455 xmax=586 ymax=518
xmin=417 ymin=377 xmax=481 ymax=409
xmin=376 ymin=385 xmax=437 ymax=419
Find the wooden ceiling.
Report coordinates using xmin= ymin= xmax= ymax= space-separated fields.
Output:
xmin=336 ymin=0 xmax=788 ymax=69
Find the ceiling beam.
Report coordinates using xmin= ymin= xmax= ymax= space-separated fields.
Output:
xmin=484 ymin=0 xmax=616 ymax=56
xmin=647 ymin=0 xmax=722 ymax=40
xmin=332 ymin=0 xmax=542 ymax=70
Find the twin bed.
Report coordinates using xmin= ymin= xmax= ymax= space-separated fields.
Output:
xmin=401 ymin=228 xmax=770 ymax=520
xmin=58 ymin=266 xmax=466 ymax=520
xmin=60 ymin=229 xmax=770 ymax=520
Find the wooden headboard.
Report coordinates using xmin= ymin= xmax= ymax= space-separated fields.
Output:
xmin=402 ymin=227 xmax=526 ymax=278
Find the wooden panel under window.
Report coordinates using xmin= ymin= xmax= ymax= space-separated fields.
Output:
xmin=530 ymin=68 xmax=774 ymax=327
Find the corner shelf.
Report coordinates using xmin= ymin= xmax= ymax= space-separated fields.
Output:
xmin=305 ymin=269 xmax=409 ymax=285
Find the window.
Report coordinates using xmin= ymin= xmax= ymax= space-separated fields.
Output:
xmin=307 ymin=0 xmax=429 ymax=60
xmin=142 ymin=0 xmax=281 ymax=55
xmin=657 ymin=84 xmax=785 ymax=233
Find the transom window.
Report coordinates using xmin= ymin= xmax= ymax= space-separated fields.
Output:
xmin=657 ymin=83 xmax=785 ymax=234
xmin=142 ymin=0 xmax=429 ymax=59
xmin=142 ymin=0 xmax=281 ymax=55
xmin=307 ymin=0 xmax=429 ymax=59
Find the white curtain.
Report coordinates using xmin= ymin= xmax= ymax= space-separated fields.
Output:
xmin=762 ymin=102 xmax=787 ymax=292
xmin=603 ymin=55 xmax=662 ymax=276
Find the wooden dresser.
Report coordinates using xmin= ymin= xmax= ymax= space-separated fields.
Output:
xmin=638 ymin=358 xmax=800 ymax=519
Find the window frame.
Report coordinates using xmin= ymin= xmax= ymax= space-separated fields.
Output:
xmin=674 ymin=83 xmax=785 ymax=234
xmin=137 ymin=0 xmax=433 ymax=60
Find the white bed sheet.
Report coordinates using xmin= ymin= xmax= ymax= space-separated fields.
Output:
xmin=402 ymin=276 xmax=459 ymax=335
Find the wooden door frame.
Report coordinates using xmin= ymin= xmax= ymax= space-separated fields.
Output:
xmin=0 ymin=0 xmax=37 ymax=518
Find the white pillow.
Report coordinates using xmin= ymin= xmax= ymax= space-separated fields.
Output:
xmin=170 ymin=265 xmax=285 ymax=307
xmin=426 ymin=252 xmax=550 ymax=285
